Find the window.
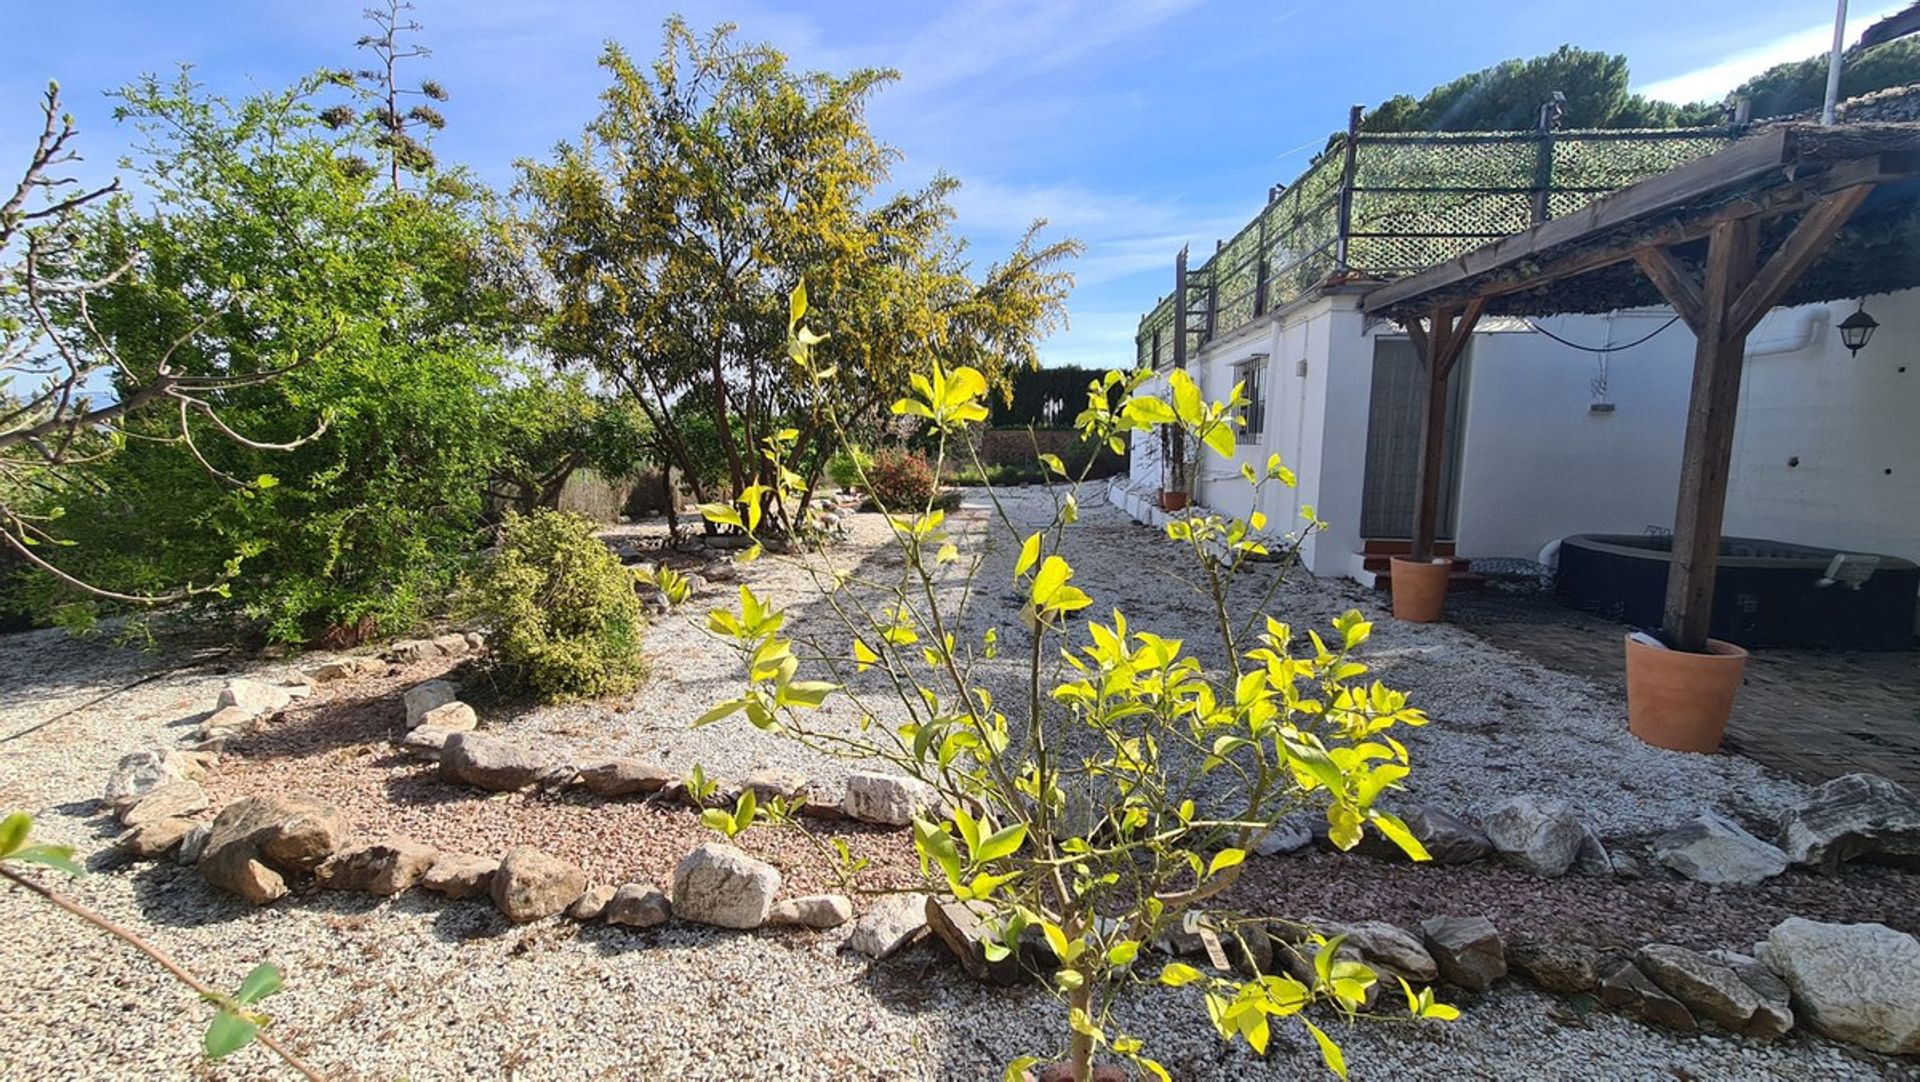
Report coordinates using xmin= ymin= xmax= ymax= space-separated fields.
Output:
xmin=1234 ymin=355 xmax=1267 ymax=442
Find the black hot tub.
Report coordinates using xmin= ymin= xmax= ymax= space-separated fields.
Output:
xmin=1555 ymin=534 xmax=1919 ymax=650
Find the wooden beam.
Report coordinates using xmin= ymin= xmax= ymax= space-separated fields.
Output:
xmin=1633 ymin=247 xmax=1706 ymax=335
xmin=1662 ymin=217 xmax=1758 ymax=651
xmin=1406 ymin=303 xmax=1481 ymax=564
xmin=1173 ymin=245 xmax=1189 ymax=369
xmin=1728 ymin=183 xmax=1874 ymax=338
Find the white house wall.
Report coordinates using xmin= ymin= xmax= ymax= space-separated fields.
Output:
xmin=1446 ymin=309 xmax=1693 ymax=561
xmin=1120 ymin=286 xmax=1919 ymax=581
xmin=1724 ymin=290 xmax=1920 ymax=565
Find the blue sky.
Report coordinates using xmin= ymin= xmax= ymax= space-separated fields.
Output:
xmin=1 ymin=1 xmax=1901 ymax=369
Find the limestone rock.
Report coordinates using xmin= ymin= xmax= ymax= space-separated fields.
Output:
xmin=316 ymin=837 xmax=438 ymax=895
xmin=1509 ymin=940 xmax=1600 ymax=994
xmin=403 ymin=680 xmax=459 ymax=729
xmin=769 ymin=894 xmax=854 ymax=930
xmin=198 ymin=794 xmax=346 ymax=905
xmin=568 ymin=884 xmax=615 ymax=921
xmin=421 ymin=853 xmax=497 ymax=899
xmin=310 ymin=656 xmax=384 ymax=683
xmin=103 ymin=749 xmax=210 ymax=812
xmin=606 ymin=883 xmax=672 ymax=928
xmin=417 ymin=701 xmax=477 ymax=733
xmin=217 ymin=678 xmax=293 ymax=717
xmin=1706 ymin=949 xmax=1794 ymax=1038
xmin=1599 ymin=961 xmax=1697 ymax=1031
xmin=175 ymin=822 xmax=212 ymax=866
xmin=1778 ymin=773 xmax=1920 ymax=870
xmin=743 ymin=767 xmax=812 ymax=805
xmin=439 ymin=732 xmax=550 ymax=792
xmin=1654 ymin=812 xmax=1788 ymax=886
xmin=578 ymin=758 xmax=674 ymax=798
xmin=1759 ymin=917 xmax=1920 ymax=1053
xmin=1329 ymin=920 xmax=1438 ymax=983
xmin=1406 ymin=807 xmax=1492 ymax=864
xmin=842 ymin=771 xmax=938 ymax=826
xmin=198 ymin=706 xmax=265 ymax=744
xmin=1252 ymin=817 xmax=1314 ymax=857
xmin=671 ymin=843 xmax=781 ymax=929
xmin=848 ymin=892 xmax=930 ymax=959
xmin=399 ymin=726 xmax=454 ymax=762
xmin=387 ymin=639 xmax=438 ymax=664
xmin=1573 ymin=824 xmax=1613 ymax=876
xmin=1637 ymin=943 xmax=1771 ymax=1034
xmin=927 ymin=897 xmax=1025 ymax=984
xmin=1482 ymin=795 xmax=1586 ymax=877
xmin=1419 ymin=915 xmax=1506 ymax=992
xmin=431 ymin=632 xmax=472 ymax=657
xmin=119 ymin=817 xmax=197 ymax=859
xmin=119 ymin=779 xmax=209 ymax=827
xmin=490 ymin=847 xmax=586 ymax=923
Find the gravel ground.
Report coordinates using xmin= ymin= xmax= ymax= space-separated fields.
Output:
xmin=0 ymin=485 xmax=1911 ymax=1080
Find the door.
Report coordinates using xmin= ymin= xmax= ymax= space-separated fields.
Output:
xmin=1359 ymin=337 xmax=1469 ymax=540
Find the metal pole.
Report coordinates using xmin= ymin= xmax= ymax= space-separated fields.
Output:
xmin=1823 ymin=0 xmax=1850 ymax=125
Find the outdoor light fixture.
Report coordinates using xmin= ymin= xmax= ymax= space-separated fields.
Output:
xmin=1838 ymin=301 xmax=1880 ymax=357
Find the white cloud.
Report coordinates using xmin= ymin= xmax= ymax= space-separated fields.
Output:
xmin=1635 ymin=2 xmax=1908 ymax=104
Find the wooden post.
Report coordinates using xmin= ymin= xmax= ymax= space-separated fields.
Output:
xmin=1662 ymin=217 xmax=1756 ymax=651
xmin=1639 ymin=185 xmax=1871 ymax=651
xmin=1404 ymin=300 xmax=1483 ymax=562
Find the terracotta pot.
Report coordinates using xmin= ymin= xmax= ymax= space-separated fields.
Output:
xmin=1389 ymin=556 xmax=1451 ymax=623
xmin=1158 ymin=490 xmax=1189 ymax=511
xmin=1624 ymin=635 xmax=1748 ymax=752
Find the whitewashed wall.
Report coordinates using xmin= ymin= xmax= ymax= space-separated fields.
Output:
xmin=1125 ymin=285 xmax=1919 ymax=579
xmin=1446 ymin=309 xmax=1694 ymax=560
xmin=1725 ymin=290 xmax=1920 ymax=565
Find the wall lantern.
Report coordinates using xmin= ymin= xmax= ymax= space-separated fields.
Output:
xmin=1838 ymin=301 xmax=1879 ymax=357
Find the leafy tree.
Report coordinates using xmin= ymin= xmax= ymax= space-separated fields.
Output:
xmin=1726 ymin=35 xmax=1920 ymax=120
xmin=485 ymin=369 xmax=650 ymax=519
xmin=2 ymin=83 xmax=326 ymax=610
xmin=30 ymin=72 xmax=512 ymax=642
xmin=322 ymin=0 xmax=450 ymax=189
xmin=516 ymin=19 xmax=1077 ymax=519
xmin=1361 ymin=46 xmax=1703 ymax=133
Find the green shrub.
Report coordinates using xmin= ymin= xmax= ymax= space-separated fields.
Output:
xmin=826 ymin=446 xmax=872 ymax=490
xmin=467 ymin=511 xmax=645 ymax=701
xmin=862 ymin=448 xmax=940 ymax=511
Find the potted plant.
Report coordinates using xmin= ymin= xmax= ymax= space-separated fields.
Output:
xmin=1388 ymin=555 xmax=1451 ymax=623
xmin=1623 ymin=631 xmax=1748 ymax=752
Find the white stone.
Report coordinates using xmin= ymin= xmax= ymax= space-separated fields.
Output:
xmin=216 ymin=678 xmax=293 ymax=717
xmin=671 ymin=843 xmax=781 ymax=929
xmin=848 ymin=892 xmax=929 ymax=959
xmin=1778 ymin=772 xmax=1920 ymax=869
xmin=1654 ymin=811 xmax=1788 ymax=886
xmin=842 ymin=771 xmax=938 ymax=826
xmin=403 ymin=680 xmax=459 ymax=729
xmin=1482 ymin=794 xmax=1586 ymax=877
xmin=1760 ymin=917 xmax=1920 ymax=1054
xmin=417 ymin=701 xmax=477 ymax=733
xmin=768 ymin=894 xmax=854 ymax=929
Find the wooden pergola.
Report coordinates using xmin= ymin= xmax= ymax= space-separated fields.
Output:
xmin=1363 ymin=122 xmax=1920 ymax=652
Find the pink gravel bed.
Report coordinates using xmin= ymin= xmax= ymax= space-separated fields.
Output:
xmin=1226 ymin=847 xmax=1920 ymax=956
xmin=198 ymin=656 xmax=920 ymax=894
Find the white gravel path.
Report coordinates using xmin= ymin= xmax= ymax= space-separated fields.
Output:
xmin=0 ymin=485 xmax=1896 ymax=1081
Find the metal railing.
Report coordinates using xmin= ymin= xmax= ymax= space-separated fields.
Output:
xmin=1136 ymin=111 xmax=1739 ymax=366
